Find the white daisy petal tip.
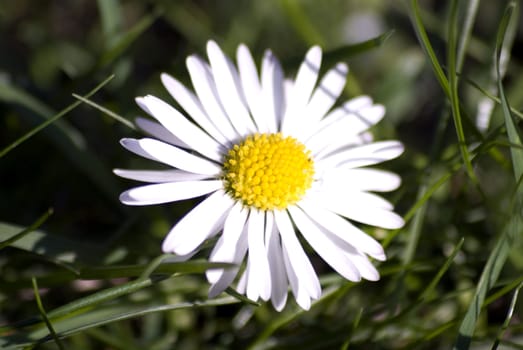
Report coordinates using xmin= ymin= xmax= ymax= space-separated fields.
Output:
xmin=161 ymin=238 xmax=175 ymax=254
xmin=237 ymin=43 xmax=249 ymax=56
xmin=373 ymin=251 xmax=387 ymax=262
xmin=135 ymin=96 xmax=149 ymax=113
xmin=160 ymin=72 xmax=174 ymax=87
xmin=335 ymin=62 xmax=349 ymax=75
xmin=206 ymin=39 xmax=221 ymax=55
xmin=307 ymin=45 xmax=322 ymax=61
xmin=119 ymin=138 xmax=130 ymax=147
xmin=185 ymin=55 xmax=200 ymax=71
xmin=391 ymin=214 xmax=406 ymax=229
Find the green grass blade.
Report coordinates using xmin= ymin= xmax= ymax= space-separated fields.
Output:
xmin=46 ymin=278 xmax=164 ymax=323
xmin=340 ymin=307 xmax=363 ymax=350
xmin=401 ymin=182 xmax=428 ymax=266
xmin=383 ymin=165 xmax=458 ymax=249
xmin=0 ymin=75 xmax=120 ymax=202
xmin=224 ymin=287 xmax=260 ymax=306
xmin=77 ymin=260 xmax=234 ymax=280
xmin=5 ymin=277 xmax=166 ymax=332
xmin=407 ymin=0 xmax=450 ymax=97
xmin=0 ymin=221 xmax=105 ymax=266
xmin=72 ymin=93 xmax=135 ymax=130
xmin=455 ymin=5 xmax=520 ymax=348
xmin=456 ymin=0 xmax=480 ymax=69
xmin=32 ymin=277 xmax=65 ymax=350
xmin=2 ymin=259 xmax=234 ymax=332
xmin=7 ymin=297 xmax=239 ymax=347
xmin=418 ymin=237 xmax=465 ymax=302
xmin=491 ymin=282 xmax=523 ymax=350
xmin=322 ymin=30 xmax=395 ymax=67
xmin=0 ymin=84 xmax=84 ymax=158
xmin=0 ymin=209 xmax=53 ymax=250
xmin=485 ymin=275 xmax=523 ymax=307
xmin=447 ymin=0 xmax=476 ymax=182
xmin=454 ymin=203 xmax=523 ymax=350
xmin=496 ymin=4 xmax=522 ymax=181
xmin=464 ymin=76 xmax=523 ymax=120
xmin=0 ymin=75 xmax=114 ymax=158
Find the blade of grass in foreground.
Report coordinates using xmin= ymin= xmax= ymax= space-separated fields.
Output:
xmin=0 ymin=209 xmax=53 ymax=250
xmin=407 ymin=0 xmax=479 ymax=182
xmin=454 ymin=3 xmax=520 ymax=349
xmin=0 ymin=75 xmax=113 ymax=158
xmin=72 ymin=94 xmax=136 ymax=130
xmin=5 ymin=296 xmax=239 ymax=348
xmin=0 ymin=221 xmax=106 ymax=265
xmin=0 ymin=75 xmax=121 ymax=203
xmin=407 ymin=0 xmax=449 ymax=96
xmin=1 ymin=259 xmax=234 ymax=333
xmin=447 ymin=0 xmax=476 ymax=183
xmin=32 ymin=278 xmax=65 ymax=350
xmin=491 ymin=282 xmax=523 ymax=350
xmin=321 ymin=30 xmax=394 ymax=68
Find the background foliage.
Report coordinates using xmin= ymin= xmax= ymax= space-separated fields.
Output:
xmin=1 ymin=0 xmax=523 ymax=349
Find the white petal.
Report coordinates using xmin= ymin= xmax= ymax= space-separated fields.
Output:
xmin=298 ymin=198 xmax=386 ymax=260
xmin=312 ymin=191 xmax=405 ymax=229
xmin=208 ymin=227 xmax=248 ymax=298
xmin=246 ymin=209 xmax=271 ymax=301
xmin=281 ymin=46 xmax=322 ymax=135
xmin=119 ymin=180 xmax=222 ymax=206
xmin=121 ymin=138 xmax=221 ymax=176
xmin=162 ymin=190 xmax=233 ymax=255
xmin=342 ymin=250 xmax=380 ymax=281
xmin=297 ymin=63 xmax=348 ymax=139
xmin=186 ymin=55 xmax=239 ymax=141
xmin=321 ymin=168 xmax=401 ymax=192
xmin=306 ymin=104 xmax=385 ymax=156
xmin=114 ymin=169 xmax=211 ymax=183
xmin=261 ymin=50 xmax=285 ymax=132
xmin=237 ymin=44 xmax=267 ymax=133
xmin=236 ymin=263 xmax=247 ymax=294
xmin=207 ymin=40 xmax=256 ymax=137
xmin=288 ymin=206 xmax=361 ymax=282
xmin=312 ymin=224 xmax=380 ymax=279
xmin=274 ymin=209 xmax=321 ymax=299
xmin=319 ymin=188 xmax=394 ymax=211
xmin=336 ymin=95 xmax=373 ymax=113
xmin=135 ymin=117 xmax=187 ymax=148
xmin=206 ymin=202 xmax=248 ymax=283
xmin=120 ymin=138 xmax=160 ymax=162
xmin=264 ymin=211 xmax=288 ymax=311
xmin=316 ymin=141 xmax=404 ymax=171
xmin=137 ymin=95 xmax=224 ymax=162
xmin=161 ymin=73 xmax=229 ymax=145
xmin=281 ymin=243 xmax=311 ymax=310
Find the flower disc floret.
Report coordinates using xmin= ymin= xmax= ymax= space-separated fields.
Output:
xmin=223 ymin=133 xmax=314 ymax=211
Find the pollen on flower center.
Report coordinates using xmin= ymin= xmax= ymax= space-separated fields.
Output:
xmin=223 ymin=133 xmax=315 ymax=211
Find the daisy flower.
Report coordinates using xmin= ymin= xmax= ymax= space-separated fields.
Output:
xmin=115 ymin=40 xmax=404 ymax=311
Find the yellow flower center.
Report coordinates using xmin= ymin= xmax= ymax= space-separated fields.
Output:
xmin=223 ymin=133 xmax=315 ymax=211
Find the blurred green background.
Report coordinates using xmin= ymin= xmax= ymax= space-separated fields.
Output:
xmin=2 ymin=0 xmax=523 ymax=349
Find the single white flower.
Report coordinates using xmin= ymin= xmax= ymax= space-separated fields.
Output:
xmin=115 ymin=40 xmax=404 ymax=311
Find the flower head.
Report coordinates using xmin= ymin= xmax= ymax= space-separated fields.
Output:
xmin=115 ymin=40 xmax=404 ymax=311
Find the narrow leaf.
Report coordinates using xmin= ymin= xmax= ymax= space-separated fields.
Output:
xmin=455 ymin=5 xmax=520 ymax=348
